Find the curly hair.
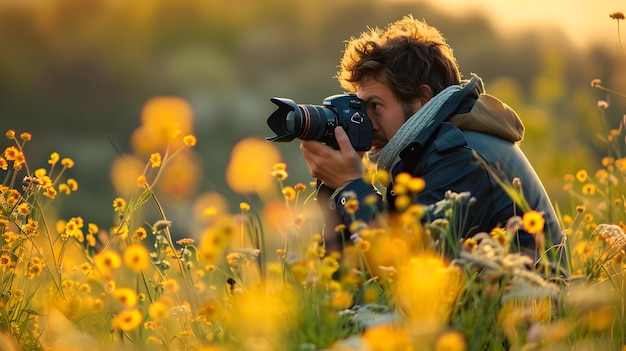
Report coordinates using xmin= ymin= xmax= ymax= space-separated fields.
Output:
xmin=336 ymin=15 xmax=461 ymax=106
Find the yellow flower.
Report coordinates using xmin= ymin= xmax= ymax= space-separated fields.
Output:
xmin=16 ymin=203 xmax=29 ymax=216
xmin=149 ymin=301 xmax=171 ymax=320
xmin=394 ymin=172 xmax=412 ymax=185
xmin=394 ymin=194 xmax=412 ymax=211
xmin=60 ymin=158 xmax=74 ymax=168
xmin=239 ymin=202 xmax=250 ymax=211
xmin=95 ymin=250 xmax=122 ymax=272
xmin=282 ymin=186 xmax=296 ymax=200
xmin=124 ymin=244 xmax=151 ymax=272
xmin=271 ymin=169 xmax=288 ymax=180
xmin=356 ymin=239 xmax=371 ymax=252
xmin=132 ymin=227 xmax=148 ymax=240
xmin=575 ymin=169 xmax=588 ymax=182
xmin=48 ymin=152 xmax=60 ymax=165
xmin=113 ymin=308 xmax=143 ymax=332
xmin=435 ymin=330 xmax=467 ymax=351
xmin=4 ymin=146 xmax=19 ymax=161
xmin=331 ymin=289 xmax=354 ymax=309
xmin=88 ymin=223 xmax=99 ymax=234
xmin=112 ymin=197 xmax=126 ymax=212
xmin=522 ymin=210 xmax=545 ymax=234
xmin=137 ymin=174 xmax=148 ymax=188
xmin=5 ymin=130 xmax=15 ymax=139
xmin=363 ymin=325 xmax=412 ymax=351
xmin=162 ymin=279 xmax=180 ymax=293
xmin=225 ymin=139 xmax=281 ymax=195
xmin=65 ymin=219 xmax=80 ymax=237
xmin=67 ymin=178 xmax=78 ymax=191
xmin=43 ymin=186 xmax=57 ymax=199
xmin=345 ymin=198 xmax=359 ymax=214
xmin=58 ymin=183 xmax=70 ymax=195
xmin=113 ymin=224 xmax=129 ymax=238
xmin=28 ymin=263 xmax=43 ymax=279
xmin=272 ymin=162 xmax=286 ymax=171
xmin=582 ymin=183 xmax=596 ymax=195
xmin=0 ymin=157 xmax=7 ymax=170
xmin=20 ymin=132 xmax=31 ymax=141
xmin=183 ymin=134 xmax=197 ymax=147
xmin=113 ymin=287 xmax=139 ymax=308
xmin=150 ymin=152 xmax=162 ymax=168
xmin=407 ymin=176 xmax=426 ymax=193
xmin=0 ymin=254 xmax=11 ymax=267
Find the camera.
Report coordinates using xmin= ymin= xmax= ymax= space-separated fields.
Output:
xmin=265 ymin=94 xmax=372 ymax=151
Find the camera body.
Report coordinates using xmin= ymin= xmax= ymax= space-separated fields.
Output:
xmin=265 ymin=93 xmax=372 ymax=151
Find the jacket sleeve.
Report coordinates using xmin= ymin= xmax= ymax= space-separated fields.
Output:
xmin=317 ymin=178 xmax=383 ymax=253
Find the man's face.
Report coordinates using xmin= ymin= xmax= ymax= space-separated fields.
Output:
xmin=357 ymin=76 xmax=423 ymax=158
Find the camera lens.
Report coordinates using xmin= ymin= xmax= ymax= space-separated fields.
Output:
xmin=294 ymin=105 xmax=335 ymax=141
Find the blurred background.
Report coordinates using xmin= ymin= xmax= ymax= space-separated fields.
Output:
xmin=1 ymin=0 xmax=624 ymax=232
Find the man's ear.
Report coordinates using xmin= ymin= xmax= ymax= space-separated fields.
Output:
xmin=418 ymin=84 xmax=433 ymax=105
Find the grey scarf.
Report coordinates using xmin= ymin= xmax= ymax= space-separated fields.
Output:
xmin=370 ymin=84 xmax=463 ymax=171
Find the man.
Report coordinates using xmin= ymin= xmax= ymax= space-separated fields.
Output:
xmin=299 ymin=15 xmax=567 ymax=275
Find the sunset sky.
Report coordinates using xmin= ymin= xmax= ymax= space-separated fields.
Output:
xmin=422 ymin=0 xmax=623 ymax=49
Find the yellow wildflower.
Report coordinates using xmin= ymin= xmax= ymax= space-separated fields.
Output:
xmin=522 ymin=210 xmax=545 ymax=234
xmin=407 ymin=176 xmax=426 ymax=193
xmin=4 ymin=146 xmax=19 ymax=161
xmin=132 ymin=227 xmax=148 ymax=240
xmin=113 ymin=309 xmax=143 ymax=332
xmin=183 ymin=134 xmax=197 ymax=147
xmin=20 ymin=132 xmax=31 ymax=141
xmin=162 ymin=279 xmax=180 ymax=293
xmin=58 ymin=183 xmax=70 ymax=195
xmin=149 ymin=301 xmax=171 ymax=320
xmin=575 ymin=169 xmax=588 ymax=182
xmin=95 ymin=250 xmax=122 ymax=272
xmin=345 ymin=198 xmax=359 ymax=214
xmin=282 ymin=186 xmax=296 ymax=200
xmin=124 ymin=244 xmax=150 ymax=272
xmin=239 ymin=202 xmax=250 ymax=211
xmin=0 ymin=254 xmax=11 ymax=267
xmin=48 ymin=152 xmax=59 ymax=165
xmin=331 ymin=290 xmax=354 ymax=309
xmin=112 ymin=197 xmax=126 ymax=212
xmin=60 ymin=158 xmax=74 ymax=168
xmin=114 ymin=287 xmax=139 ymax=308
xmin=43 ymin=186 xmax=57 ymax=199
xmin=5 ymin=130 xmax=15 ymax=139
xmin=16 ymin=203 xmax=29 ymax=216
xmin=435 ymin=330 xmax=467 ymax=351
xmin=582 ymin=183 xmax=596 ymax=195
xmin=150 ymin=152 xmax=162 ymax=168
xmin=67 ymin=178 xmax=78 ymax=191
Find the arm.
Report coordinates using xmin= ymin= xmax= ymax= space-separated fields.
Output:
xmin=300 ymin=127 xmax=383 ymax=252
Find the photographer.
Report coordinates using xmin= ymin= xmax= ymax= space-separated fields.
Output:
xmin=297 ymin=15 xmax=567 ymax=275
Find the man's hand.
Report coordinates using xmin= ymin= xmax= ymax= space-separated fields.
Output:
xmin=300 ymin=126 xmax=364 ymax=189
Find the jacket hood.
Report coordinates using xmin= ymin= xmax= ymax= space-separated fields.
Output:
xmin=447 ymin=78 xmax=525 ymax=143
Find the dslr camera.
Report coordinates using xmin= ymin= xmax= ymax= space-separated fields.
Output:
xmin=265 ymin=94 xmax=372 ymax=151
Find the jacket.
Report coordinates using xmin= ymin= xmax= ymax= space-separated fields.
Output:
xmin=318 ymin=76 xmax=567 ymax=273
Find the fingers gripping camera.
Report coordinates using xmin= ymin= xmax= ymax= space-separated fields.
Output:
xmin=265 ymin=94 xmax=373 ymax=151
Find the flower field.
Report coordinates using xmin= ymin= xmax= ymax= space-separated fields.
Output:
xmin=1 ymin=14 xmax=626 ymax=351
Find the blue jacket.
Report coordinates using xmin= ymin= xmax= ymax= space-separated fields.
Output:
xmin=318 ymin=76 xmax=567 ymax=274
